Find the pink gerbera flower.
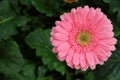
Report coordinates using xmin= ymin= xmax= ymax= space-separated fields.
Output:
xmin=50 ymin=6 xmax=117 ymax=71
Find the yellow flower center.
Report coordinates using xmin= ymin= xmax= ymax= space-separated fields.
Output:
xmin=77 ymin=31 xmax=91 ymax=46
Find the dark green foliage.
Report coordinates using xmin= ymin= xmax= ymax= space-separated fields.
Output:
xmin=25 ymin=28 xmax=67 ymax=75
xmin=0 ymin=0 xmax=120 ymax=80
xmin=0 ymin=39 xmax=25 ymax=77
xmin=103 ymin=0 xmax=120 ymax=23
xmin=32 ymin=0 xmax=61 ymax=17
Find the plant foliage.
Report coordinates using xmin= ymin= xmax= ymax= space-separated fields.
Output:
xmin=0 ymin=0 xmax=120 ymax=80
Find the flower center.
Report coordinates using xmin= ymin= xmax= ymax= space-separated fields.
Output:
xmin=77 ymin=31 xmax=91 ymax=46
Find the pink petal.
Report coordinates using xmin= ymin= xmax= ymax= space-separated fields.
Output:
xmin=58 ymin=50 xmax=68 ymax=58
xmin=82 ymin=6 xmax=89 ymax=24
xmin=54 ymin=26 xmax=69 ymax=35
xmin=76 ymin=7 xmax=83 ymax=25
xmin=60 ymin=13 xmax=68 ymax=21
xmin=50 ymin=31 xmax=55 ymax=37
xmin=99 ymin=43 xmax=116 ymax=52
xmin=95 ymin=24 xmax=113 ymax=32
xmin=66 ymin=49 xmax=74 ymax=63
xmin=60 ymin=13 xmax=73 ymax=23
xmin=73 ymin=53 xmax=80 ymax=67
xmin=51 ymin=39 xmax=62 ymax=47
xmin=93 ymin=8 xmax=103 ymax=25
xmin=105 ymin=51 xmax=112 ymax=57
xmin=71 ymin=8 xmax=76 ymax=13
xmin=57 ymin=56 xmax=66 ymax=61
xmin=50 ymin=37 xmax=53 ymax=41
xmin=72 ymin=11 xmax=79 ymax=27
xmin=96 ymin=23 xmax=113 ymax=33
xmin=98 ymin=60 xmax=104 ymax=65
xmin=109 ymin=45 xmax=116 ymax=51
xmin=52 ymin=47 xmax=58 ymax=53
xmin=51 ymin=27 xmax=57 ymax=32
xmin=95 ymin=48 xmax=108 ymax=61
xmin=54 ymin=33 xmax=68 ymax=41
xmin=102 ymin=38 xmax=117 ymax=45
xmin=97 ymin=32 xmax=114 ymax=38
xmin=98 ymin=46 xmax=108 ymax=56
xmin=57 ymin=42 xmax=70 ymax=52
xmin=86 ymin=51 xmax=95 ymax=67
xmin=81 ymin=64 xmax=88 ymax=71
xmin=79 ymin=53 xmax=86 ymax=68
xmin=87 ymin=8 xmax=96 ymax=24
xmin=90 ymin=65 xmax=96 ymax=70
xmin=55 ymin=21 xmax=72 ymax=31
xmin=92 ymin=52 xmax=99 ymax=64
xmin=74 ymin=65 xmax=80 ymax=69
xmin=67 ymin=62 xmax=74 ymax=68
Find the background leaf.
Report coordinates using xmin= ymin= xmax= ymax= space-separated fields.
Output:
xmin=0 ymin=0 xmax=29 ymax=41
xmin=25 ymin=28 xmax=67 ymax=75
xmin=0 ymin=39 xmax=25 ymax=79
xmin=32 ymin=0 xmax=61 ymax=17
xmin=103 ymin=0 xmax=120 ymax=23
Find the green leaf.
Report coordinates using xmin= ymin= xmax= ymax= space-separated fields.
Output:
xmin=0 ymin=16 xmax=29 ymax=41
xmin=0 ymin=0 xmax=16 ymax=21
xmin=0 ymin=0 xmax=16 ymax=41
xmin=84 ymin=71 xmax=95 ymax=80
xmin=4 ymin=63 xmax=36 ymax=80
xmin=25 ymin=28 xmax=51 ymax=50
xmin=19 ymin=63 xmax=36 ymax=80
xmin=117 ymin=10 xmax=120 ymax=23
xmin=25 ymin=28 xmax=67 ymax=75
xmin=38 ymin=76 xmax=53 ymax=80
xmin=0 ymin=39 xmax=25 ymax=75
xmin=66 ymin=72 xmax=72 ymax=80
xmin=37 ymin=66 xmax=47 ymax=79
xmin=20 ymin=0 xmax=32 ymax=6
xmin=15 ymin=16 xmax=30 ymax=27
xmin=114 ymin=25 xmax=120 ymax=37
xmin=0 ymin=40 xmax=36 ymax=80
xmin=103 ymin=0 xmax=110 ymax=3
xmin=0 ymin=0 xmax=29 ymax=41
xmin=94 ymin=40 xmax=120 ymax=80
xmin=32 ymin=0 xmax=60 ymax=17
xmin=103 ymin=0 xmax=120 ymax=23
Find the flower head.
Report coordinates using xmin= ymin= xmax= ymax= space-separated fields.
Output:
xmin=63 ymin=0 xmax=78 ymax=3
xmin=50 ymin=6 xmax=117 ymax=71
